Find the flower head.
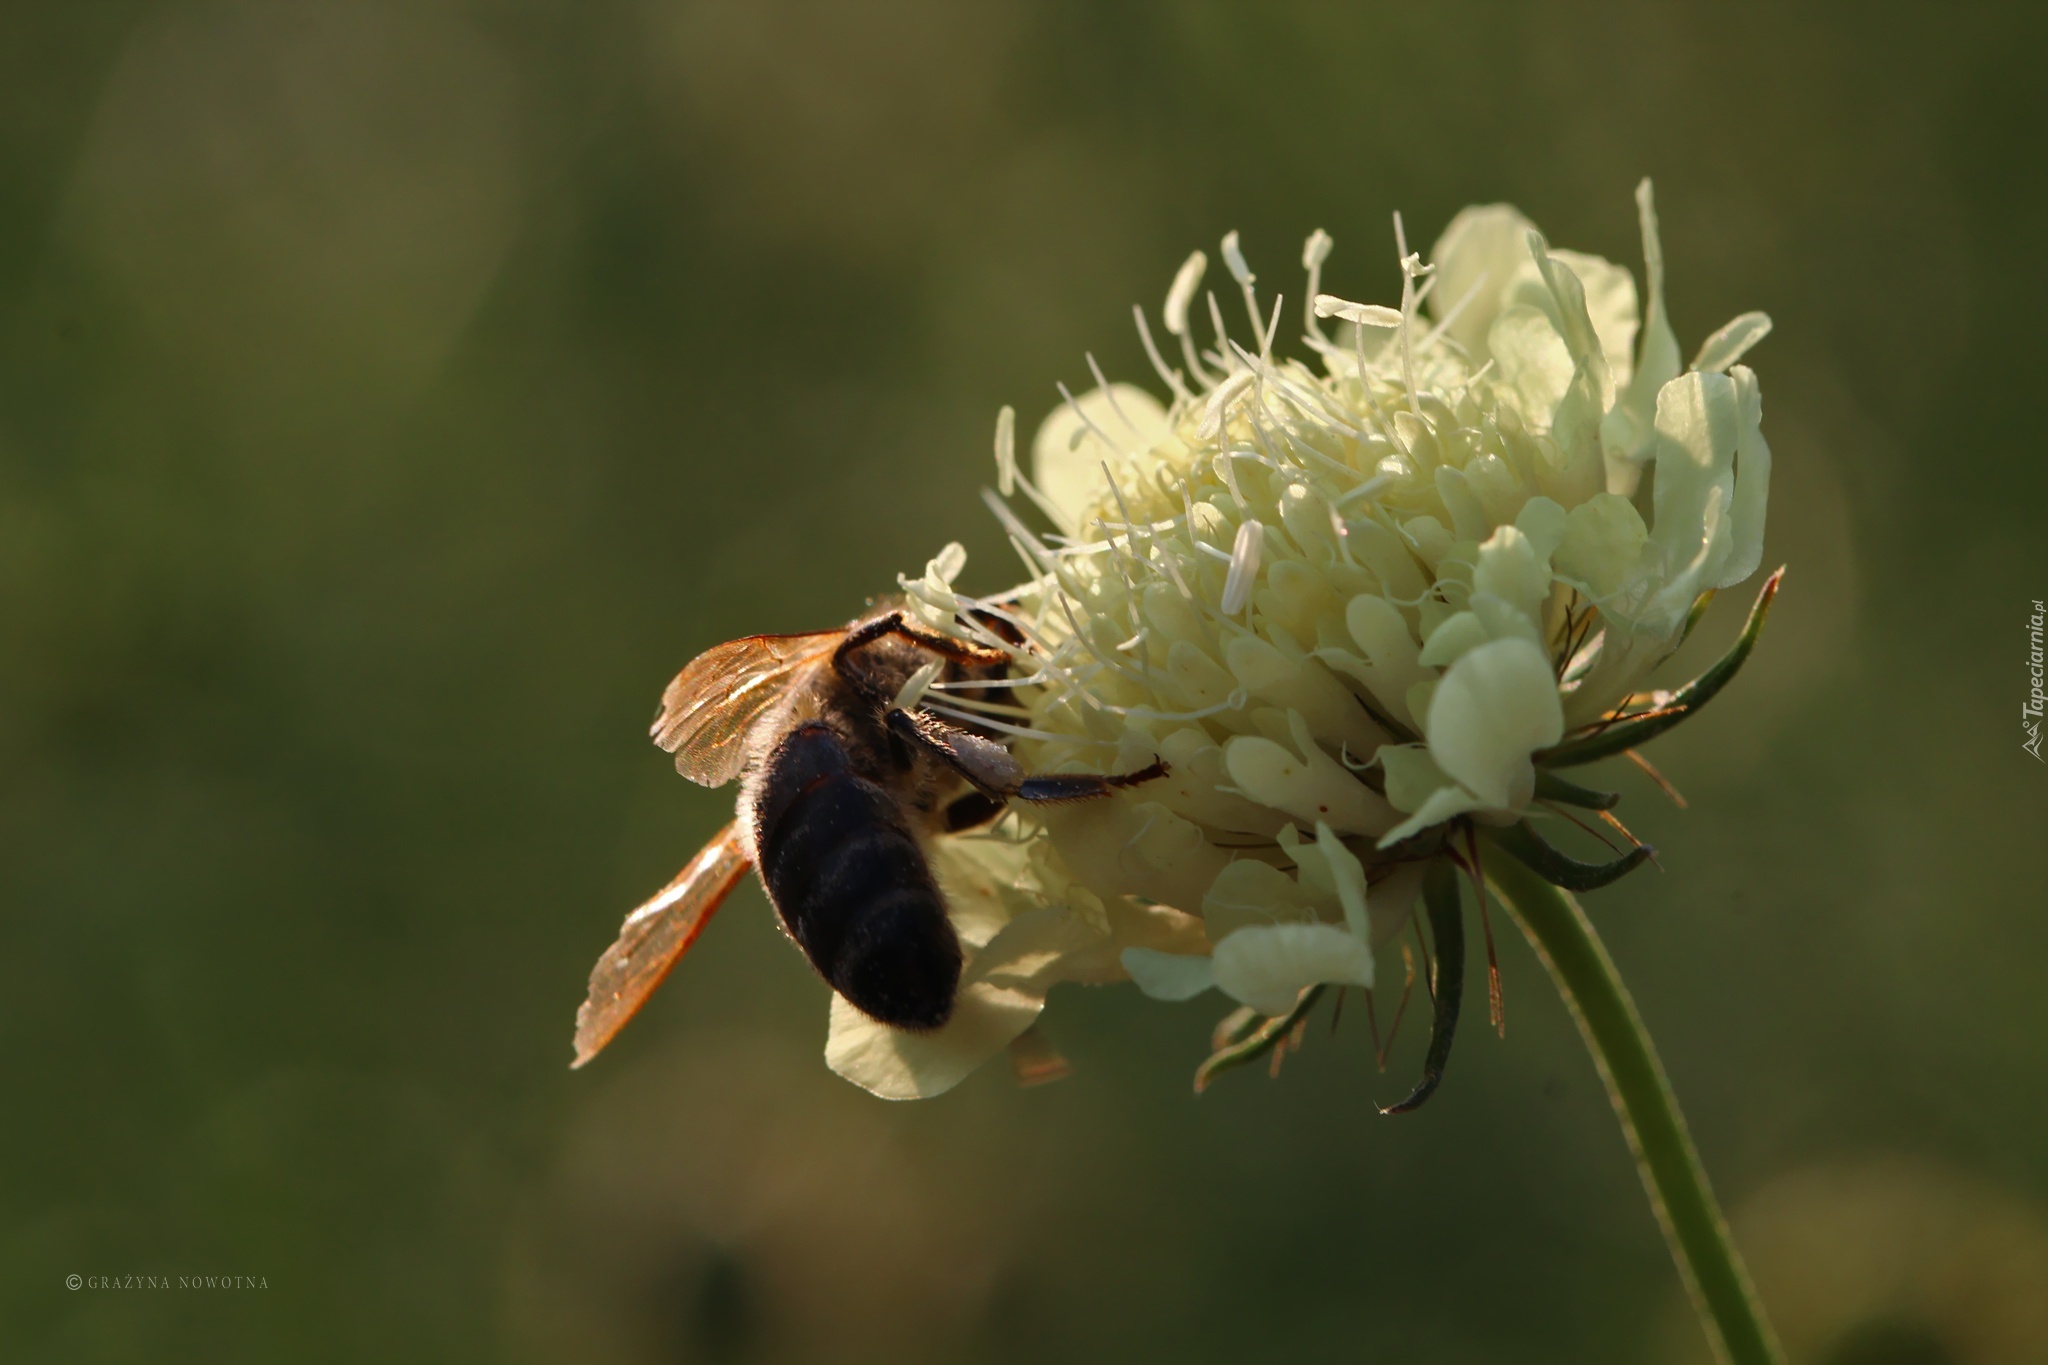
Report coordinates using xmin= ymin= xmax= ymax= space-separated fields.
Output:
xmin=828 ymin=181 xmax=1780 ymax=1099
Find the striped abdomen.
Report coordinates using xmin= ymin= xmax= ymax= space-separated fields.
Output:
xmin=748 ymin=722 xmax=962 ymax=1030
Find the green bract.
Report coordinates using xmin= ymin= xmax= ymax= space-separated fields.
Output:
xmin=828 ymin=182 xmax=1778 ymax=1100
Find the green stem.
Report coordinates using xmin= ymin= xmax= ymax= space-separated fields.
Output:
xmin=1481 ymin=842 xmax=1783 ymax=1365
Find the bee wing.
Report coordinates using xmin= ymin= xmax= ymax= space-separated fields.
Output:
xmin=652 ymin=631 xmax=844 ymax=787
xmin=571 ymin=821 xmax=753 ymax=1069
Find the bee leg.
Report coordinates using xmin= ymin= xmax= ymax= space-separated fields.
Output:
xmin=885 ymin=706 xmax=1024 ymax=799
xmin=834 ymin=612 xmax=1012 ymax=674
xmin=1013 ymin=759 xmax=1170 ymax=804
xmin=886 ymin=706 xmax=1171 ymax=807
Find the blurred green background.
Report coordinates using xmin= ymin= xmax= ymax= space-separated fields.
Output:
xmin=4 ymin=3 xmax=2045 ymax=1361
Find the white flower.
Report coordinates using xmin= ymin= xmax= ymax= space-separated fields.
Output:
xmin=840 ymin=181 xmax=1778 ymax=1097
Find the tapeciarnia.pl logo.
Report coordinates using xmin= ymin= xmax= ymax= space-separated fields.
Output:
xmin=2027 ymin=598 xmax=2045 ymax=761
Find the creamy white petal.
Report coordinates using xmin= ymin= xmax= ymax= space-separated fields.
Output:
xmin=1036 ymin=796 xmax=1233 ymax=916
xmin=1211 ymin=922 xmax=1375 ymax=1016
xmin=1312 ymin=821 xmax=1370 ymax=940
xmin=1419 ymin=610 xmax=1491 ymax=669
xmin=1545 ymin=248 xmax=1640 ymax=389
xmin=1121 ymin=947 xmax=1217 ymax=1001
xmin=1645 ymin=370 xmax=1741 ymax=624
xmin=1225 ymin=634 xmax=1386 ymax=756
xmin=1691 ymin=312 xmax=1772 ymax=375
xmin=825 ymin=979 xmax=1044 ymax=1101
xmin=1554 ymin=493 xmax=1649 ymax=598
xmin=1488 ymin=304 xmax=1574 ymax=423
xmin=1428 ymin=202 xmax=1539 ymax=361
xmin=1513 ymin=495 xmax=1569 ymax=562
xmin=1425 ymin=637 xmax=1564 ymax=809
xmin=1719 ymin=364 xmax=1772 ymax=589
xmin=1223 ymin=714 xmax=1399 ymax=837
xmin=824 ymin=901 xmax=1074 ymax=1100
xmin=1377 ymin=743 xmax=1451 ymax=814
xmin=1031 ymin=383 xmax=1172 ymax=537
xmin=1608 ymin=179 xmax=1683 ymax=494
xmin=1376 ymin=783 xmax=1488 ymax=847
xmin=1473 ymin=523 xmax=1551 ymax=623
xmin=1201 ymin=857 xmax=1327 ymax=941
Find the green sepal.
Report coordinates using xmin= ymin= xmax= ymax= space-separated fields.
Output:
xmin=1675 ymin=588 xmax=1716 ymax=651
xmin=1488 ymin=820 xmax=1654 ymax=891
xmin=1194 ymin=985 xmax=1326 ymax=1093
xmin=1543 ymin=566 xmax=1784 ymax=769
xmin=1533 ymin=769 xmax=1621 ymax=810
xmin=1380 ymin=859 xmax=1465 ymax=1115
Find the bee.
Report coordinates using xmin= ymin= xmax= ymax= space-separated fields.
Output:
xmin=571 ymin=602 xmax=1168 ymax=1068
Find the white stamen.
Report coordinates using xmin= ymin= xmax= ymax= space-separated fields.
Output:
xmin=1155 ymin=537 xmax=1196 ymax=600
xmin=1261 ymin=291 xmax=1283 ymax=361
xmin=1334 ymin=473 xmax=1396 ymax=508
xmin=1269 ymin=370 xmax=1364 ymax=439
xmin=1445 ymin=357 xmax=1497 ymax=409
xmin=1196 ymin=369 xmax=1254 ymax=443
xmin=1221 ymin=230 xmax=1254 ymax=285
xmin=981 ymin=487 xmax=1056 ymax=570
xmin=920 ymin=700 xmax=1114 ymax=747
xmin=1206 ymin=291 xmax=1234 ymax=371
xmin=1097 ymin=461 xmax=1151 ymax=644
xmin=1415 ymin=272 xmax=1489 ymax=353
xmin=1141 ymin=689 xmax=1249 ymax=723
xmin=1214 ymin=447 xmax=1245 ymax=508
xmin=1132 ymin=304 xmax=1187 ymax=399
xmin=1221 ymin=518 xmax=1264 ymax=615
xmin=1164 ymin=251 xmax=1215 ymax=388
xmin=1057 ymin=380 xmax=1123 ymax=458
xmin=1057 ymin=598 xmax=1151 ymax=686
xmin=894 ymin=660 xmax=945 ymax=711
xmin=1302 ymin=228 xmax=1334 ymax=271
xmin=1098 ymin=460 xmax=1147 ymax=553
xmin=1222 ymin=231 xmax=1268 ymax=350
xmin=1179 ymin=483 xmax=1204 ymax=561
xmin=1221 ymin=340 xmax=1359 ymax=463
xmin=1394 ymin=212 xmax=1420 ymax=413
xmin=919 ymin=689 xmax=1038 ymax=718
xmin=1086 ymin=353 xmax=1139 ymax=433
xmin=1302 ymin=229 xmax=1334 ymax=344
xmin=1314 ymin=295 xmax=1403 ymax=328
xmin=1164 ymin=250 xmax=1206 ymax=336
xmin=929 ymin=672 xmax=1048 ymax=693
xmin=1240 ymin=382 xmax=1286 ymax=469
xmin=994 ymin=405 xmax=1017 ymax=496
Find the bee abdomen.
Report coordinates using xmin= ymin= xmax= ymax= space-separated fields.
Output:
xmin=752 ymin=725 xmax=962 ymax=1031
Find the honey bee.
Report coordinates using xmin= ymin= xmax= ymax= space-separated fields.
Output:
xmin=571 ymin=603 xmax=1168 ymax=1068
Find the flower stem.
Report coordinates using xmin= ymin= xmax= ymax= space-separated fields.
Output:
xmin=1481 ymin=842 xmax=1783 ymax=1365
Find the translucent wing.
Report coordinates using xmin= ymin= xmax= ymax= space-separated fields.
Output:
xmin=571 ymin=822 xmax=753 ymax=1069
xmin=651 ymin=631 xmax=843 ymax=786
